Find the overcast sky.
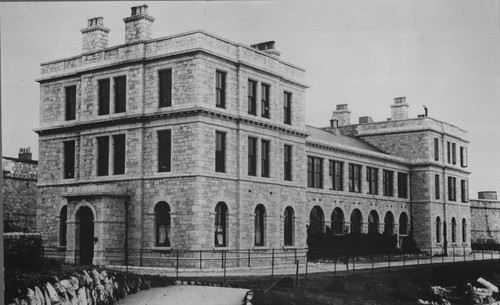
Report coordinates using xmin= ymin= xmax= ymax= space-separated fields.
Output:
xmin=1 ymin=1 xmax=499 ymax=197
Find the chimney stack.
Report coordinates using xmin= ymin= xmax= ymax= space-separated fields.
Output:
xmin=81 ymin=17 xmax=110 ymax=53
xmin=332 ymin=104 xmax=351 ymax=127
xmin=390 ymin=97 xmax=409 ymax=120
xmin=18 ymin=147 xmax=32 ymax=161
xmin=250 ymin=41 xmax=281 ymax=58
xmin=359 ymin=116 xmax=373 ymax=124
xmin=123 ymin=5 xmax=155 ymax=44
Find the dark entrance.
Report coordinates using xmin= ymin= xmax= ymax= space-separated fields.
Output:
xmin=77 ymin=206 xmax=94 ymax=265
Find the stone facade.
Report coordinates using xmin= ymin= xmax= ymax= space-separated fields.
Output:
xmin=470 ymin=193 xmax=500 ymax=244
xmin=36 ymin=5 xmax=471 ymax=267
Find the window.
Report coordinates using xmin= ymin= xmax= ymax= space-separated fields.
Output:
xmin=462 ymin=218 xmax=467 ymax=243
xmin=284 ymin=207 xmax=294 ymax=246
xmin=451 ymin=217 xmax=457 ymax=243
xmin=436 ymin=216 xmax=441 ymax=243
xmin=63 ymin=140 xmax=75 ymax=179
xmin=215 ymin=202 xmax=228 ymax=247
xmin=215 ymin=131 xmax=226 ymax=173
xmin=349 ymin=164 xmax=361 ymax=193
xmin=452 ymin=143 xmax=457 ymax=165
xmin=367 ymin=167 xmax=378 ymax=195
xmin=435 ymin=174 xmax=440 ymax=200
xmin=113 ymin=134 xmax=125 ymax=175
xmin=399 ymin=212 xmax=408 ymax=235
xmin=97 ymin=136 xmax=109 ymax=176
xmin=216 ymin=70 xmax=226 ymax=108
xmin=158 ymin=130 xmax=171 ymax=172
xmin=461 ymin=180 xmax=469 ymax=202
xmin=448 ymin=176 xmax=457 ymax=201
xmin=59 ymin=206 xmax=67 ymax=247
xmin=384 ymin=212 xmax=394 ymax=235
xmin=383 ymin=170 xmax=394 ymax=196
xmin=460 ymin=147 xmax=468 ymax=168
xmin=261 ymin=83 xmax=270 ymax=118
xmin=397 ymin=172 xmax=408 ymax=198
xmin=350 ymin=209 xmax=362 ymax=234
xmin=447 ymin=141 xmax=451 ymax=163
xmin=254 ymin=204 xmax=266 ymax=246
xmin=307 ymin=157 xmax=323 ymax=188
xmin=283 ymin=91 xmax=292 ymax=125
xmin=331 ymin=208 xmax=344 ymax=234
xmin=284 ymin=145 xmax=292 ymax=181
xmin=261 ymin=140 xmax=270 ymax=178
xmin=65 ymin=86 xmax=76 ymax=121
xmin=329 ymin=160 xmax=343 ymax=191
xmin=114 ymin=76 xmax=127 ymax=113
xmin=434 ymin=138 xmax=439 ymax=161
xmin=309 ymin=206 xmax=324 ymax=234
xmin=248 ymin=80 xmax=257 ymax=115
xmin=155 ymin=201 xmax=171 ymax=247
xmin=248 ymin=137 xmax=257 ymax=176
xmin=98 ymin=79 xmax=110 ymax=115
xmin=159 ymin=69 xmax=172 ymax=108
xmin=368 ymin=210 xmax=379 ymax=234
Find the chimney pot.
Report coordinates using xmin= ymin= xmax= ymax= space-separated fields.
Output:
xmin=18 ymin=147 xmax=32 ymax=161
xmin=124 ymin=4 xmax=155 ymax=44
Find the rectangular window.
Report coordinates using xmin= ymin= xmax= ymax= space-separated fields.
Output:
xmin=284 ymin=145 xmax=292 ymax=181
xmin=460 ymin=147 xmax=468 ymax=168
xmin=98 ymin=79 xmax=110 ymax=115
xmin=366 ymin=167 xmax=378 ymax=195
xmin=448 ymin=176 xmax=457 ymax=201
xmin=215 ymin=131 xmax=226 ymax=172
xmin=216 ymin=70 xmax=226 ymax=108
xmin=435 ymin=174 xmax=440 ymax=200
xmin=65 ymin=86 xmax=76 ymax=121
xmin=248 ymin=80 xmax=257 ymax=115
xmin=63 ymin=140 xmax=75 ymax=179
xmin=261 ymin=83 xmax=270 ymax=118
xmin=114 ymin=76 xmax=126 ymax=113
xmin=434 ymin=138 xmax=439 ymax=161
xmin=113 ymin=134 xmax=126 ymax=175
xmin=452 ymin=143 xmax=457 ymax=165
xmin=248 ymin=137 xmax=257 ymax=176
xmin=97 ymin=136 xmax=109 ymax=176
xmin=158 ymin=130 xmax=171 ymax=172
xmin=329 ymin=160 xmax=343 ymax=191
xmin=383 ymin=170 xmax=394 ymax=196
xmin=261 ymin=139 xmax=270 ymax=178
xmin=447 ymin=141 xmax=451 ymax=163
xmin=307 ymin=156 xmax=322 ymax=188
xmin=349 ymin=164 xmax=361 ymax=193
xmin=159 ymin=69 xmax=172 ymax=108
xmin=283 ymin=91 xmax=292 ymax=125
xmin=398 ymin=172 xmax=408 ymax=198
xmin=461 ymin=180 xmax=469 ymax=202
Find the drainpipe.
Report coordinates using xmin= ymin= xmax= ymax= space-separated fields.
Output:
xmin=125 ymin=199 xmax=129 ymax=273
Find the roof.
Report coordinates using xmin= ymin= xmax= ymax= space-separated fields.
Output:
xmin=305 ymin=125 xmax=384 ymax=154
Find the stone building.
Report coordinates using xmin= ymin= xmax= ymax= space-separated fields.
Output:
xmin=470 ymin=192 xmax=500 ymax=244
xmin=3 ymin=148 xmax=38 ymax=232
xmin=36 ymin=5 xmax=471 ymax=266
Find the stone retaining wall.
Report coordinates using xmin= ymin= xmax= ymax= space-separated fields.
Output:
xmin=4 ymin=233 xmax=42 ymax=258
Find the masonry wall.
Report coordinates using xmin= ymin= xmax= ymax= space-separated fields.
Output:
xmin=470 ymin=199 xmax=500 ymax=244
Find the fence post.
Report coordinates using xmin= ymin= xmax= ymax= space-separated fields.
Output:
xmin=176 ymin=249 xmax=179 ymax=279
xmin=463 ymin=245 xmax=466 ymax=262
xmin=248 ymin=249 xmax=251 ymax=268
xmin=305 ymin=255 xmax=309 ymax=280
xmin=372 ymin=256 xmax=374 ymax=273
xmin=271 ymin=249 xmax=275 ymax=281
xmin=482 ymin=249 xmax=485 ymax=260
xmin=492 ymin=250 xmax=494 ymax=260
xmin=295 ymin=260 xmax=299 ymax=288
xmin=221 ymin=250 xmax=224 ymax=269
xmin=417 ymin=253 xmax=419 ymax=266
xmin=334 ymin=259 xmax=337 ymax=277
xmin=295 ymin=248 xmax=297 ymax=263
xmin=200 ymin=250 xmax=202 ymax=270
xmin=352 ymin=258 xmax=355 ymax=275
xmin=453 ymin=245 xmax=455 ymax=263
xmin=403 ymin=253 xmax=406 ymax=269
xmin=223 ymin=250 xmax=227 ymax=282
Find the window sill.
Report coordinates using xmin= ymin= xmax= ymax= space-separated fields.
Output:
xmin=283 ymin=246 xmax=298 ymax=250
xmin=151 ymin=246 xmax=172 ymax=252
xmin=253 ymin=246 xmax=268 ymax=251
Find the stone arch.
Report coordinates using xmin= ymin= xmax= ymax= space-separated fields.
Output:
xmin=331 ymin=207 xmax=344 ymax=235
xmin=368 ymin=210 xmax=379 ymax=234
xmin=350 ymin=209 xmax=362 ymax=234
xmin=383 ymin=211 xmax=395 ymax=235
xmin=309 ymin=206 xmax=325 ymax=234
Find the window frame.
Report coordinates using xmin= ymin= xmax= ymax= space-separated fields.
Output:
xmin=98 ymin=78 xmax=110 ymax=115
xmin=248 ymin=137 xmax=257 ymax=176
xmin=114 ymin=75 xmax=127 ymax=113
xmin=434 ymin=138 xmax=439 ymax=161
xmin=397 ymin=172 xmax=408 ymax=199
xmin=307 ymin=156 xmax=323 ymax=189
xmin=112 ymin=134 xmax=126 ymax=175
xmin=261 ymin=83 xmax=270 ymax=118
xmin=366 ymin=167 xmax=378 ymax=195
xmin=284 ymin=145 xmax=292 ymax=181
xmin=448 ymin=176 xmax=457 ymax=201
xmin=261 ymin=139 xmax=270 ymax=178
xmin=59 ymin=206 xmax=67 ymax=247
xmin=460 ymin=146 xmax=468 ymax=168
xmin=155 ymin=202 xmax=171 ymax=247
xmin=158 ymin=69 xmax=172 ymax=108
xmin=63 ymin=140 xmax=76 ymax=179
xmin=435 ymin=174 xmax=441 ymax=200
xmin=254 ymin=204 xmax=266 ymax=247
xmin=461 ymin=179 xmax=469 ymax=203
xmin=215 ymin=70 xmax=226 ymax=109
xmin=97 ymin=136 xmax=110 ymax=176
xmin=383 ymin=170 xmax=394 ymax=197
xmin=284 ymin=207 xmax=294 ymax=246
xmin=158 ymin=130 xmax=172 ymax=173
xmin=348 ymin=164 xmax=361 ymax=193
xmin=65 ymin=85 xmax=77 ymax=121
xmin=329 ymin=160 xmax=343 ymax=191
xmin=247 ymin=79 xmax=257 ymax=115
xmin=215 ymin=202 xmax=228 ymax=247
xmin=215 ymin=131 xmax=226 ymax=173
xmin=283 ymin=91 xmax=292 ymax=125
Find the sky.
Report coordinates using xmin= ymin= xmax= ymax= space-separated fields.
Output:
xmin=1 ymin=1 xmax=499 ymax=197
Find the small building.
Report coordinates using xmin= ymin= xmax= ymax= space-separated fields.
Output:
xmin=470 ymin=192 xmax=500 ymax=244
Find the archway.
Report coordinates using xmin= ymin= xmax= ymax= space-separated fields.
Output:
xmin=76 ymin=206 xmax=94 ymax=265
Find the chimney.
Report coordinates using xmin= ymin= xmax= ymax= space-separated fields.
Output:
xmin=332 ymin=104 xmax=351 ymax=127
xmin=359 ymin=116 xmax=373 ymax=124
xmin=18 ymin=147 xmax=32 ymax=161
xmin=390 ymin=97 xmax=409 ymax=120
xmin=123 ymin=5 xmax=155 ymax=44
xmin=250 ymin=41 xmax=281 ymax=58
xmin=81 ymin=17 xmax=110 ymax=53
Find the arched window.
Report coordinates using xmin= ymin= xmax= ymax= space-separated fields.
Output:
xmin=384 ymin=212 xmax=394 ymax=235
xmin=59 ymin=205 xmax=67 ymax=247
xmin=331 ymin=208 xmax=344 ymax=235
xmin=451 ymin=217 xmax=457 ymax=243
xmin=436 ymin=216 xmax=441 ymax=243
xmin=284 ymin=207 xmax=294 ymax=246
xmin=462 ymin=218 xmax=467 ymax=243
xmin=215 ymin=202 xmax=228 ymax=247
xmin=368 ymin=210 xmax=379 ymax=234
xmin=399 ymin=212 xmax=409 ymax=235
xmin=350 ymin=209 xmax=362 ymax=234
xmin=255 ymin=204 xmax=266 ymax=246
xmin=309 ymin=206 xmax=325 ymax=234
xmin=155 ymin=201 xmax=171 ymax=247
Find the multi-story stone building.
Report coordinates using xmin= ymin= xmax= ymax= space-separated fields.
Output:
xmin=36 ymin=5 xmax=471 ymax=266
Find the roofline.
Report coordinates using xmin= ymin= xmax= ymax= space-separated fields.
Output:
xmin=2 ymin=156 xmax=38 ymax=164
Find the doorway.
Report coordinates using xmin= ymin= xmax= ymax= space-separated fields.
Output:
xmin=76 ymin=206 xmax=94 ymax=265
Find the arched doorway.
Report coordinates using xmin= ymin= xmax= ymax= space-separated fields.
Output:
xmin=76 ymin=206 xmax=94 ymax=265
